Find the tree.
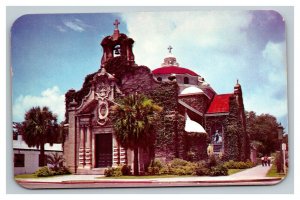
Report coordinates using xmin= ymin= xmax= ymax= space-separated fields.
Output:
xmin=18 ymin=106 xmax=59 ymax=166
xmin=12 ymin=122 xmax=22 ymax=140
xmin=111 ymin=94 xmax=162 ymax=175
xmin=246 ymin=111 xmax=282 ymax=156
xmin=47 ymin=152 xmax=64 ymax=171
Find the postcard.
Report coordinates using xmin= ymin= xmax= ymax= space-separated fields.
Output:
xmin=11 ymin=10 xmax=288 ymax=189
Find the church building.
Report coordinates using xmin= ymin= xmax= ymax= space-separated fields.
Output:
xmin=64 ymin=20 xmax=249 ymax=174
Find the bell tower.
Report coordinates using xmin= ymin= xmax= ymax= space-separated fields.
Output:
xmin=100 ymin=19 xmax=135 ymax=68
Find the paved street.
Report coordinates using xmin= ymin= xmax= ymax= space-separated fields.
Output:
xmin=15 ymin=164 xmax=283 ymax=189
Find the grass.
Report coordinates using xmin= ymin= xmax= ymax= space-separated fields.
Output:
xmin=266 ymin=164 xmax=287 ymax=178
xmin=15 ymin=173 xmax=71 ymax=179
xmin=227 ymin=169 xmax=246 ymax=175
xmin=14 ymin=173 xmax=38 ymax=179
xmin=97 ymin=175 xmax=194 ymax=179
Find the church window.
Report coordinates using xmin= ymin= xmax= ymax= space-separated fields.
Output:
xmin=157 ymin=77 xmax=162 ymax=82
xmin=184 ymin=77 xmax=189 ymax=84
xmin=14 ymin=154 xmax=24 ymax=167
xmin=113 ymin=45 xmax=121 ymax=57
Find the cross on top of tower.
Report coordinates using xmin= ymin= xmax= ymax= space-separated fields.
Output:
xmin=167 ymin=45 xmax=173 ymax=54
xmin=113 ymin=19 xmax=120 ymax=30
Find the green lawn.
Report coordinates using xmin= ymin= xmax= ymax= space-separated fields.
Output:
xmin=228 ymin=169 xmax=246 ymax=175
xmin=266 ymin=164 xmax=287 ymax=178
xmin=97 ymin=175 xmax=194 ymax=179
xmin=15 ymin=173 xmax=71 ymax=179
xmin=15 ymin=173 xmax=38 ymax=179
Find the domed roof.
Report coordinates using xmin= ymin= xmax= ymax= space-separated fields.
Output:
xmin=152 ymin=66 xmax=198 ymax=76
xmin=180 ymin=86 xmax=204 ymax=95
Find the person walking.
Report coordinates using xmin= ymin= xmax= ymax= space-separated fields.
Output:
xmin=263 ymin=155 xmax=268 ymax=167
xmin=261 ymin=156 xmax=265 ymax=166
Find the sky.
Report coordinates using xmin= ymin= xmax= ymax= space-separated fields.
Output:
xmin=11 ymin=10 xmax=288 ymax=132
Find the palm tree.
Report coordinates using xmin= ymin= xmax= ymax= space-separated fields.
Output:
xmin=47 ymin=152 xmax=64 ymax=171
xmin=111 ymin=94 xmax=162 ymax=175
xmin=20 ymin=106 xmax=59 ymax=166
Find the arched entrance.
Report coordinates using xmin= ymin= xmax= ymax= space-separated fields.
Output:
xmin=95 ymin=133 xmax=113 ymax=168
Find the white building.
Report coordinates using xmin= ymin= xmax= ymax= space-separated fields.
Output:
xmin=13 ymin=135 xmax=63 ymax=175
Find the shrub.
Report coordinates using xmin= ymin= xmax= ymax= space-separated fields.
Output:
xmin=223 ymin=160 xmax=254 ymax=169
xmin=171 ymin=168 xmax=186 ymax=176
xmin=196 ymin=167 xmax=210 ymax=176
xmin=147 ymin=159 xmax=165 ymax=175
xmin=35 ymin=165 xmax=71 ymax=177
xmin=159 ymin=165 xmax=170 ymax=175
xmin=147 ymin=167 xmax=160 ymax=175
xmin=168 ymin=159 xmax=196 ymax=176
xmin=207 ymin=155 xmax=218 ymax=168
xmin=169 ymin=158 xmax=189 ymax=168
xmin=121 ymin=165 xmax=132 ymax=176
xmin=53 ymin=166 xmax=71 ymax=175
xmin=195 ymin=161 xmax=210 ymax=176
xmin=35 ymin=166 xmax=54 ymax=177
xmin=47 ymin=153 xmax=64 ymax=171
xmin=223 ymin=160 xmax=236 ymax=169
xmin=150 ymin=159 xmax=163 ymax=169
xmin=209 ymin=165 xmax=228 ymax=176
xmin=104 ymin=167 xmax=122 ymax=177
xmin=245 ymin=160 xmax=255 ymax=168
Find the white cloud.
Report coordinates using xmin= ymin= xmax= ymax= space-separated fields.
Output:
xmin=244 ymin=41 xmax=287 ymax=119
xmin=244 ymin=87 xmax=287 ymax=119
xmin=61 ymin=18 xmax=93 ymax=32
xmin=13 ymin=86 xmax=65 ymax=122
xmin=121 ymin=11 xmax=288 ymax=128
xmin=121 ymin=11 xmax=252 ymax=69
xmin=55 ymin=25 xmax=67 ymax=32
xmin=63 ymin=20 xmax=85 ymax=32
xmin=262 ymin=41 xmax=287 ymax=84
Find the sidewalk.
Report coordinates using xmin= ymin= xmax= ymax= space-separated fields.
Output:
xmin=15 ymin=164 xmax=282 ymax=185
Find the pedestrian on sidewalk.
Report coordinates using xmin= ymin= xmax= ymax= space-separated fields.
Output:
xmin=263 ymin=155 xmax=268 ymax=167
xmin=261 ymin=156 xmax=265 ymax=166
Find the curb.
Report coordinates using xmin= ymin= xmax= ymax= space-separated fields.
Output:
xmin=16 ymin=177 xmax=282 ymax=185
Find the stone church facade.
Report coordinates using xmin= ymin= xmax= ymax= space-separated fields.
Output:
xmin=64 ymin=20 xmax=250 ymax=174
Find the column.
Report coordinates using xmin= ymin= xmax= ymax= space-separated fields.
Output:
xmin=112 ymin=137 xmax=119 ymax=167
xmin=120 ymin=146 xmax=127 ymax=164
xmin=85 ymin=125 xmax=92 ymax=169
xmin=79 ymin=126 xmax=85 ymax=168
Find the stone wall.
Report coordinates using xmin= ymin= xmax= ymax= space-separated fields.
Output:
xmin=179 ymin=94 xmax=210 ymax=115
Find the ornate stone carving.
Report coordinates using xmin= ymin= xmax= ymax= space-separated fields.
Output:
xmin=93 ymin=68 xmax=121 ymax=126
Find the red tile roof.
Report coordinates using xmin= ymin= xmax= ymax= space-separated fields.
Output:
xmin=206 ymin=94 xmax=233 ymax=114
xmin=152 ymin=66 xmax=198 ymax=76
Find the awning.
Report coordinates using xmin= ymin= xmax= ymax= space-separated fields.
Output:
xmin=184 ymin=114 xmax=206 ymax=133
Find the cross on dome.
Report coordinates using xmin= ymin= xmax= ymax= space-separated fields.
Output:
xmin=113 ymin=19 xmax=120 ymax=30
xmin=167 ymin=45 xmax=173 ymax=54
xmin=161 ymin=45 xmax=179 ymax=67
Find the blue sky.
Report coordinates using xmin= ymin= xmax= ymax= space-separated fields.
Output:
xmin=11 ymin=11 xmax=288 ymax=132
